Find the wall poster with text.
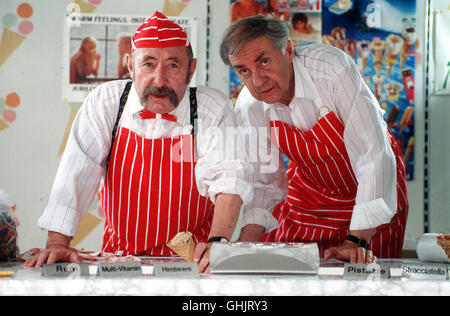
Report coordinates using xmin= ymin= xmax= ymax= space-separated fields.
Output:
xmin=62 ymin=13 xmax=198 ymax=102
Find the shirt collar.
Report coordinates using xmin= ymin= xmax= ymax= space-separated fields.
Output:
xmin=292 ymin=52 xmax=322 ymax=102
xmin=125 ymin=82 xmax=189 ymax=123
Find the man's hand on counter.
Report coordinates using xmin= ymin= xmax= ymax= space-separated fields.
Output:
xmin=324 ymin=228 xmax=376 ymax=264
xmin=23 ymin=231 xmax=80 ymax=267
xmin=193 ymin=242 xmax=212 ymax=274
xmin=323 ymin=241 xmax=374 ymax=264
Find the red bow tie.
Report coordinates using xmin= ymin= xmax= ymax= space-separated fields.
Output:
xmin=139 ymin=109 xmax=177 ymax=122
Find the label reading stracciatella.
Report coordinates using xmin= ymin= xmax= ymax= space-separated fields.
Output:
xmin=401 ymin=263 xmax=448 ymax=280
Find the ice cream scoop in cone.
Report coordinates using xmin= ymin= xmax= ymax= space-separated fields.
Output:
xmin=167 ymin=231 xmax=195 ymax=262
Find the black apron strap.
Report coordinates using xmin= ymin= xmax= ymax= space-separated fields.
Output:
xmin=189 ymin=87 xmax=198 ymax=157
xmin=105 ymin=80 xmax=132 ymax=169
xmin=189 ymin=87 xmax=198 ymax=133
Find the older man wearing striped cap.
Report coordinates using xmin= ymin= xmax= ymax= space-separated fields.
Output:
xmin=26 ymin=12 xmax=252 ymax=273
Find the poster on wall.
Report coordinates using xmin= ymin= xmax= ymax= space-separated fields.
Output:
xmin=229 ymin=0 xmax=322 ymax=103
xmin=322 ymin=0 xmax=417 ymax=180
xmin=62 ymin=13 xmax=198 ymax=102
xmin=434 ymin=9 xmax=450 ymax=95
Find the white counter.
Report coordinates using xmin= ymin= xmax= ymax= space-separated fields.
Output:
xmin=0 ymin=258 xmax=448 ymax=296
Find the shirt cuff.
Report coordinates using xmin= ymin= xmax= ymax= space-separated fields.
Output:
xmin=349 ymin=198 xmax=396 ymax=230
xmin=37 ymin=205 xmax=83 ymax=237
xmin=241 ymin=207 xmax=279 ymax=234
xmin=206 ymin=177 xmax=254 ymax=206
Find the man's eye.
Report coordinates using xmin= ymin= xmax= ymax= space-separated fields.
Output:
xmin=261 ymin=58 xmax=269 ymax=66
xmin=169 ymin=63 xmax=178 ymax=68
xmin=239 ymin=68 xmax=249 ymax=76
xmin=144 ymin=62 xmax=153 ymax=67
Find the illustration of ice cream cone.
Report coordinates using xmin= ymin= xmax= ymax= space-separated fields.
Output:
xmin=403 ymin=136 xmax=414 ymax=163
xmin=400 ymin=25 xmax=416 ymax=68
xmin=331 ymin=27 xmax=346 ymax=50
xmin=0 ymin=92 xmax=20 ymax=132
xmin=58 ymin=106 xmax=80 ymax=156
xmin=371 ymin=37 xmax=386 ymax=76
xmin=322 ymin=35 xmax=334 ymax=46
xmin=163 ymin=0 xmax=188 ymax=16
xmin=384 ymin=34 xmax=403 ymax=78
xmin=356 ymin=40 xmax=370 ymax=75
xmin=167 ymin=231 xmax=195 ymax=262
xmin=0 ymin=28 xmax=25 ymax=67
xmin=0 ymin=3 xmax=33 ymax=67
xmin=73 ymin=0 xmax=101 ymax=13
xmin=400 ymin=106 xmax=414 ymax=134
xmin=344 ymin=39 xmax=356 ymax=59
xmin=385 ymin=82 xmax=403 ymax=101
xmin=372 ymin=74 xmax=384 ymax=101
xmin=0 ymin=118 xmax=9 ymax=131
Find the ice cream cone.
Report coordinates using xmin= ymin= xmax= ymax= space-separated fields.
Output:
xmin=400 ymin=43 xmax=414 ymax=68
xmin=0 ymin=28 xmax=26 ymax=67
xmin=163 ymin=0 xmax=187 ymax=16
xmin=356 ymin=41 xmax=370 ymax=75
xmin=58 ymin=108 xmax=78 ymax=157
xmin=400 ymin=25 xmax=416 ymax=68
xmin=167 ymin=231 xmax=195 ymax=262
xmin=371 ymin=38 xmax=386 ymax=65
xmin=344 ymin=39 xmax=356 ymax=59
xmin=74 ymin=0 xmax=97 ymax=13
xmin=437 ymin=234 xmax=450 ymax=258
xmin=373 ymin=61 xmax=383 ymax=76
xmin=0 ymin=118 xmax=9 ymax=131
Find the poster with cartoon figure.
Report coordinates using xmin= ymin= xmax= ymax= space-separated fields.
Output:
xmin=322 ymin=0 xmax=417 ymax=180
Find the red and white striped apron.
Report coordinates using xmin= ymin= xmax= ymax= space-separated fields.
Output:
xmin=263 ymin=111 xmax=409 ymax=258
xmin=100 ymin=88 xmax=214 ymax=256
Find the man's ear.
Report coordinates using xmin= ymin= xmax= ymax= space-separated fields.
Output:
xmin=285 ymin=39 xmax=295 ymax=63
xmin=187 ymin=58 xmax=197 ymax=84
xmin=126 ymin=53 xmax=134 ymax=80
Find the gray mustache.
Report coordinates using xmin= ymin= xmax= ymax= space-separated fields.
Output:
xmin=141 ymin=86 xmax=179 ymax=107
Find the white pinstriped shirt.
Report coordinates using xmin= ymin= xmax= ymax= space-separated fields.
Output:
xmin=38 ymin=80 xmax=253 ymax=237
xmin=236 ymin=43 xmax=399 ymax=233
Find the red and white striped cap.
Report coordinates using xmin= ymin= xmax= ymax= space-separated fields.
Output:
xmin=132 ymin=11 xmax=190 ymax=50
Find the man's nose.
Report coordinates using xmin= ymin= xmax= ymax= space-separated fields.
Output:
xmin=252 ymin=70 xmax=267 ymax=89
xmin=152 ymin=65 xmax=167 ymax=86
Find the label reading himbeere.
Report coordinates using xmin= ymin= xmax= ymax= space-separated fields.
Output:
xmin=153 ymin=262 xmax=199 ymax=277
